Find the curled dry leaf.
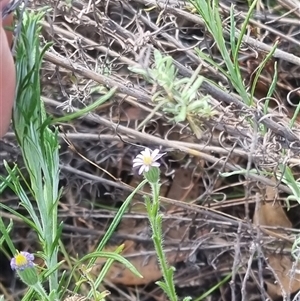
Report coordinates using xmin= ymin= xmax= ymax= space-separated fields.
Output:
xmin=253 ymin=180 xmax=300 ymax=299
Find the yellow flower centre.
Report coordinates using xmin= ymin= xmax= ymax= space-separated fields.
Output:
xmin=15 ymin=253 xmax=28 ymax=267
xmin=143 ymin=156 xmax=153 ymax=166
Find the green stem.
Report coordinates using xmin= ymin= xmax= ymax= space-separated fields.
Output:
xmin=32 ymin=282 xmax=49 ymax=300
xmin=148 ymin=181 xmax=178 ymax=301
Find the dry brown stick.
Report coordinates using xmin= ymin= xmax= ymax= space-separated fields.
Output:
xmin=44 ymin=94 xmax=293 ymax=196
xmin=174 ymin=60 xmax=300 ymax=144
xmin=45 ymin=48 xmax=299 ymax=144
xmin=44 ymin=51 xmax=151 ymax=103
xmin=219 ymin=2 xmax=300 ymax=47
xmin=42 ymin=11 xmax=300 ymax=144
xmin=135 ymin=0 xmax=300 ymax=67
xmin=120 ymin=3 xmax=300 ymax=143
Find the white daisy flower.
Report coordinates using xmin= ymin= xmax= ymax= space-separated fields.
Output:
xmin=133 ymin=148 xmax=165 ymax=175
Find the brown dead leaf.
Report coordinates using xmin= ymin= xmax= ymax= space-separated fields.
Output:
xmin=265 ymin=255 xmax=300 ymax=299
xmin=253 ymin=199 xmax=291 ymax=228
xmin=253 ymin=181 xmax=300 ymax=299
xmin=167 ymin=169 xmax=201 ymax=203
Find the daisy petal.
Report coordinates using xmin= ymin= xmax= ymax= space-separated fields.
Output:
xmin=151 ymin=149 xmax=160 ymax=158
xmin=133 ymin=162 xmax=143 ymax=168
xmin=138 ymin=165 xmax=145 ymax=175
xmin=153 ymin=152 xmax=166 ymax=161
xmin=141 ymin=148 xmax=149 ymax=155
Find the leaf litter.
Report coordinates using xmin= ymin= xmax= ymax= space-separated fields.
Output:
xmin=1 ymin=0 xmax=300 ymax=300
